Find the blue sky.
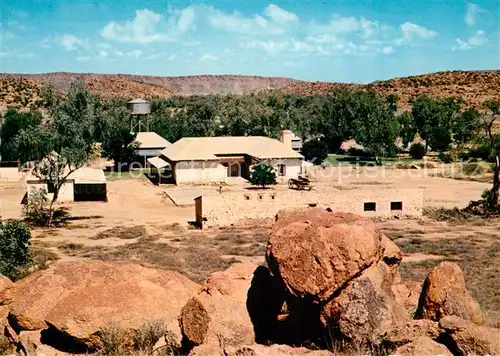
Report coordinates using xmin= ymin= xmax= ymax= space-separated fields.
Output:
xmin=0 ymin=0 xmax=498 ymax=83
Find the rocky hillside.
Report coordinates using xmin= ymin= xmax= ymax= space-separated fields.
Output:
xmin=0 ymin=72 xmax=300 ymax=98
xmin=0 ymin=78 xmax=45 ymax=111
xmin=282 ymin=70 xmax=500 ymax=111
xmin=1 ymin=70 xmax=499 ymax=112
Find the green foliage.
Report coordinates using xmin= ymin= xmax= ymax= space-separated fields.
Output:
xmin=398 ymin=111 xmax=416 ymax=148
xmin=23 ymin=188 xmax=50 ymax=226
xmin=15 ymin=81 xmax=99 ymax=224
xmin=347 ymin=147 xmax=371 ymax=158
xmin=0 ymin=221 xmax=32 ymax=280
xmin=100 ymin=106 xmax=138 ymax=170
xmin=301 ymin=139 xmax=328 ymax=164
xmin=438 ymin=152 xmax=454 ymax=163
xmin=453 ymin=108 xmax=481 ymax=147
xmin=250 ymin=162 xmax=277 ymax=188
xmin=409 ymin=143 xmax=426 ymax=159
xmin=0 ymin=109 xmax=42 ymax=161
xmin=470 ymin=145 xmax=492 ymax=161
xmin=411 ymin=95 xmax=463 ymax=152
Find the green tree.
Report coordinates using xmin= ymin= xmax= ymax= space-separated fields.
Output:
xmin=352 ymin=91 xmax=400 ymax=162
xmin=452 ymin=108 xmax=481 ymax=148
xmin=0 ymin=220 xmax=32 ymax=280
xmin=482 ymin=99 xmax=500 ymax=209
xmin=411 ymin=95 xmax=461 ymax=152
xmin=100 ymin=106 xmax=138 ymax=170
xmin=397 ymin=111 xmax=417 ymax=148
xmin=409 ymin=143 xmax=426 ymax=159
xmin=250 ymin=162 xmax=277 ymax=189
xmin=0 ymin=109 xmax=43 ymax=161
xmin=301 ymin=139 xmax=328 ymax=164
xmin=15 ymin=81 xmax=98 ymax=225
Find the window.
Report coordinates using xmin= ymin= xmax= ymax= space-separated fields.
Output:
xmin=391 ymin=201 xmax=403 ymax=211
xmin=278 ymin=164 xmax=286 ymax=176
xmin=47 ymin=182 xmax=56 ymax=194
xmin=364 ymin=202 xmax=376 ymax=212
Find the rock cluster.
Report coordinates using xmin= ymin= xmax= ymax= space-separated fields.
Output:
xmin=0 ymin=207 xmax=498 ymax=356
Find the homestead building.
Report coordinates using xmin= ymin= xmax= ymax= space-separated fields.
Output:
xmin=148 ymin=130 xmax=305 ymax=185
xmin=26 ymin=167 xmax=107 ymax=203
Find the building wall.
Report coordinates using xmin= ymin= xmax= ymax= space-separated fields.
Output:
xmin=272 ymin=158 xmax=302 ymax=180
xmin=27 ymin=181 xmax=75 ymax=203
xmin=199 ymin=188 xmax=423 ymax=227
xmin=0 ymin=167 xmax=21 ymax=181
xmin=174 ymin=160 xmax=227 ymax=184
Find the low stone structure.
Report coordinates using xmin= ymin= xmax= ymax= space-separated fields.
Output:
xmin=195 ymin=188 xmax=423 ymax=227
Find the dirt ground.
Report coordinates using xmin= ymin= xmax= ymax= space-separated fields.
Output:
xmin=1 ymin=164 xmax=499 ymax=325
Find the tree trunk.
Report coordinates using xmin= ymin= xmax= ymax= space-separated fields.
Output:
xmin=47 ymin=191 xmax=58 ymax=226
xmin=488 ymin=155 xmax=500 ymax=210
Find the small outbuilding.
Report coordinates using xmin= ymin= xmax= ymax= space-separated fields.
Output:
xmin=26 ymin=167 xmax=107 ymax=203
xmin=134 ymin=132 xmax=171 ymax=167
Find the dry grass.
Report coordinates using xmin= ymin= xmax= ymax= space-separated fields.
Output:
xmin=98 ymin=319 xmax=178 ymax=356
xmin=392 ymin=226 xmax=500 ymax=327
xmin=17 ymin=245 xmax=61 ymax=280
xmin=91 ymin=226 xmax=147 ymax=240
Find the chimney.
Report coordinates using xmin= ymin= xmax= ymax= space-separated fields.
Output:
xmin=280 ymin=130 xmax=293 ymax=150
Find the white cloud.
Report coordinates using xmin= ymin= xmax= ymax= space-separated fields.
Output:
xmin=382 ymin=46 xmax=395 ymax=54
xmin=76 ymin=56 xmax=91 ymax=62
xmin=102 ymin=9 xmax=169 ymax=43
xmin=127 ymin=49 xmax=142 ymax=58
xmin=360 ymin=18 xmax=380 ymax=38
xmin=400 ymin=22 xmax=438 ymax=41
xmin=305 ymin=34 xmax=338 ymax=44
xmin=61 ymin=35 xmax=87 ymax=51
xmin=223 ymin=48 xmax=235 ymax=56
xmin=207 ymin=4 xmax=298 ymax=35
xmin=168 ymin=54 xmax=176 ymax=61
xmin=246 ymin=40 xmax=289 ymax=54
xmin=200 ymin=53 xmax=218 ymax=61
xmin=465 ymin=3 xmax=484 ymax=27
xmin=263 ymin=4 xmax=299 ymax=25
xmin=98 ymin=50 xmax=109 ymax=59
xmin=310 ymin=14 xmax=360 ymax=34
xmin=453 ymin=30 xmax=488 ymax=50
xmin=176 ymin=6 xmax=197 ymax=32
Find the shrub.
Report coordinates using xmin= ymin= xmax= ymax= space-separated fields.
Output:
xmin=458 ymin=151 xmax=470 ymax=161
xmin=0 ymin=220 xmax=32 ymax=280
xmin=462 ymin=163 xmax=492 ymax=176
xmin=250 ymin=162 xmax=277 ymax=189
xmin=23 ymin=188 xmax=50 ymax=226
xmin=438 ymin=152 xmax=454 ymax=163
xmin=301 ymin=139 xmax=328 ymax=164
xmin=409 ymin=143 xmax=426 ymax=159
xmin=469 ymin=145 xmax=492 ymax=161
xmin=346 ymin=147 xmax=371 ymax=158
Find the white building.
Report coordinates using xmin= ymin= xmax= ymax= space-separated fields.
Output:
xmin=134 ymin=132 xmax=171 ymax=166
xmin=26 ymin=167 xmax=107 ymax=203
xmin=148 ymin=131 xmax=305 ymax=185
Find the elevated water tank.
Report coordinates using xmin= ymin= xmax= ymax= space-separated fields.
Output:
xmin=127 ymin=98 xmax=151 ymax=115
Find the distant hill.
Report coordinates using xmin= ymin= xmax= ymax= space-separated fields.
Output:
xmin=1 ymin=70 xmax=499 ymax=112
xmin=281 ymin=70 xmax=500 ymax=111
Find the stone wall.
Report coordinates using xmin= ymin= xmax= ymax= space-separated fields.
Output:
xmin=198 ymin=188 xmax=423 ymax=227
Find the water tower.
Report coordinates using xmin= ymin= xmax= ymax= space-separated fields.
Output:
xmin=127 ymin=98 xmax=151 ymax=132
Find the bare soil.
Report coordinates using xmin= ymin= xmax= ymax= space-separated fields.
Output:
xmin=1 ymin=165 xmax=499 ymax=324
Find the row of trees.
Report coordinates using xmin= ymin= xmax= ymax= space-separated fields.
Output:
xmin=1 ymin=80 xmax=500 ymax=220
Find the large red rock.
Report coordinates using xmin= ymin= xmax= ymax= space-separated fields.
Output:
xmin=415 ymin=262 xmax=484 ymax=325
xmin=0 ymin=275 xmax=12 ymax=293
xmin=266 ymin=208 xmax=383 ymax=302
xmin=439 ymin=316 xmax=500 ymax=355
xmin=320 ymin=260 xmax=409 ymax=343
xmin=179 ymin=262 xmax=258 ymax=347
xmin=0 ymin=260 xmax=200 ymax=353
xmin=394 ymin=336 xmax=452 ymax=356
